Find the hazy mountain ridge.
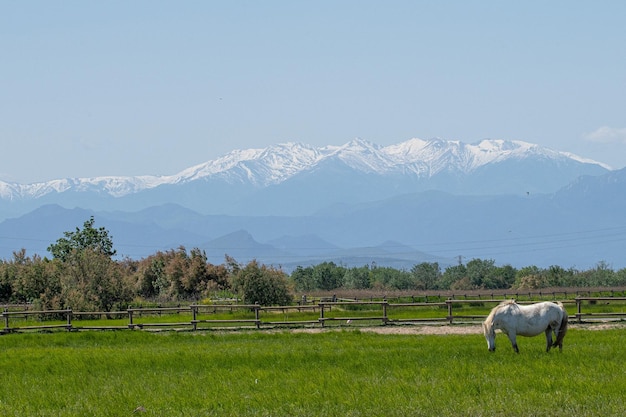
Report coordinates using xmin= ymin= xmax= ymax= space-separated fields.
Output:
xmin=0 ymin=138 xmax=623 ymax=271
xmin=2 ymin=166 xmax=626 ymax=271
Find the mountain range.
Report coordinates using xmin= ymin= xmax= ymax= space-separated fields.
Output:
xmin=1 ymin=137 xmax=624 ymax=271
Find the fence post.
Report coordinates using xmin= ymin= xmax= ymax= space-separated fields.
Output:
xmin=191 ymin=305 xmax=197 ymax=331
xmin=319 ymin=303 xmax=325 ymax=327
xmin=446 ymin=299 xmax=453 ymax=324
xmin=254 ymin=303 xmax=260 ymax=329
xmin=576 ymin=298 xmax=582 ymax=324
xmin=3 ymin=308 xmax=8 ymax=332
xmin=128 ymin=308 xmax=134 ymax=329
xmin=382 ymin=301 xmax=388 ymax=325
xmin=66 ymin=308 xmax=72 ymax=331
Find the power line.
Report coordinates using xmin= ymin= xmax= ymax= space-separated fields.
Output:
xmin=2 ymin=225 xmax=626 ymax=261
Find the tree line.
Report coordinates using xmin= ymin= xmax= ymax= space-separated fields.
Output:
xmin=1 ymin=218 xmax=625 ymax=311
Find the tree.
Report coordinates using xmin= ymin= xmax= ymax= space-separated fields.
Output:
xmin=312 ymin=262 xmax=345 ymax=290
xmin=545 ymin=265 xmax=570 ymax=287
xmin=231 ymin=260 xmax=292 ymax=305
xmin=586 ymin=261 xmax=616 ymax=286
xmin=10 ymin=250 xmax=60 ymax=304
xmin=57 ymin=248 xmax=132 ymax=312
xmin=48 ymin=216 xmax=116 ymax=262
xmin=493 ymin=264 xmax=517 ymax=289
xmin=367 ymin=266 xmax=410 ymax=289
xmin=411 ymin=262 xmax=441 ymax=290
xmin=291 ymin=266 xmax=316 ymax=292
xmin=614 ymin=268 xmax=626 ymax=286
xmin=440 ymin=264 xmax=467 ymax=289
xmin=387 ymin=268 xmax=416 ymax=290
xmin=513 ymin=265 xmax=545 ymax=289
xmin=343 ymin=266 xmax=371 ymax=289
xmin=466 ymin=258 xmax=498 ymax=289
xmin=47 ymin=218 xmax=130 ymax=312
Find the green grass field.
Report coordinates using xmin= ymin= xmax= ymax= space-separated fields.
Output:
xmin=0 ymin=327 xmax=624 ymax=416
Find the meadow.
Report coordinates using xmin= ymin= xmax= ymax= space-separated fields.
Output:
xmin=0 ymin=326 xmax=624 ymax=416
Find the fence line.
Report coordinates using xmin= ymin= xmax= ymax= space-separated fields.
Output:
xmin=2 ymin=297 xmax=625 ymax=334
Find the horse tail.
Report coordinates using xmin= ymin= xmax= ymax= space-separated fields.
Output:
xmin=553 ymin=303 xmax=569 ymax=350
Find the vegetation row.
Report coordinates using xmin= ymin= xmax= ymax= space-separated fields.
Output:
xmin=2 ymin=217 xmax=626 ymax=313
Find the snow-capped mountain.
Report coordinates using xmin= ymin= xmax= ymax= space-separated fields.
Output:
xmin=0 ymin=138 xmax=610 ymax=198
xmin=0 ymin=137 xmax=611 ymax=220
xmin=0 ymin=139 xmax=624 ymax=269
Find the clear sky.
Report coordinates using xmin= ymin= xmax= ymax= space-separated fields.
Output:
xmin=2 ymin=1 xmax=625 ymax=183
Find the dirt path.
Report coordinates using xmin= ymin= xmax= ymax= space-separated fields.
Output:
xmin=288 ymin=321 xmax=626 ymax=336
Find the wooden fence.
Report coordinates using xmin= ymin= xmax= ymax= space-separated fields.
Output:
xmin=2 ymin=297 xmax=625 ymax=334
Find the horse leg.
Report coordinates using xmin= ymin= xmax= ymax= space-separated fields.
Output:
xmin=553 ymin=312 xmax=568 ymax=352
xmin=545 ymin=328 xmax=554 ymax=352
xmin=507 ymin=333 xmax=519 ymax=353
xmin=552 ymin=327 xmax=563 ymax=351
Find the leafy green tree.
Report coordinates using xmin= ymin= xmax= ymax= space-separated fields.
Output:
xmin=0 ymin=250 xmax=61 ymax=305
xmin=411 ymin=262 xmax=441 ymax=290
xmin=466 ymin=258 xmax=498 ymax=289
xmin=47 ymin=218 xmax=131 ymax=312
xmin=492 ymin=264 xmax=517 ymax=289
xmin=0 ymin=259 xmax=16 ymax=302
xmin=11 ymin=250 xmax=59 ymax=303
xmin=587 ymin=261 xmax=616 ymax=286
xmin=48 ymin=216 xmax=116 ymax=261
xmin=513 ymin=265 xmax=545 ymax=289
xmin=440 ymin=264 xmax=467 ymax=290
xmin=291 ymin=266 xmax=316 ymax=292
xmin=312 ymin=262 xmax=345 ymax=290
xmin=614 ymin=268 xmax=626 ymax=286
xmin=231 ymin=260 xmax=292 ymax=305
xmin=343 ymin=266 xmax=371 ymax=289
xmin=388 ymin=269 xmax=416 ymax=290
xmin=545 ymin=265 xmax=571 ymax=287
xmin=368 ymin=266 xmax=411 ymax=289
xmin=144 ymin=255 xmax=167 ymax=299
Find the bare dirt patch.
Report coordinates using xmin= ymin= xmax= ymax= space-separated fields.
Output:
xmin=357 ymin=325 xmax=482 ymax=335
xmin=287 ymin=324 xmax=481 ymax=335
xmin=286 ymin=321 xmax=626 ymax=336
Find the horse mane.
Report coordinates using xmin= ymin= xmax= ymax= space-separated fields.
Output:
xmin=491 ymin=299 xmax=516 ymax=314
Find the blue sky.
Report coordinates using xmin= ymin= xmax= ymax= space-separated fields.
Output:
xmin=2 ymin=1 xmax=625 ymax=183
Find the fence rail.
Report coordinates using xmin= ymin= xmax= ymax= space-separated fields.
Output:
xmin=2 ymin=297 xmax=625 ymax=334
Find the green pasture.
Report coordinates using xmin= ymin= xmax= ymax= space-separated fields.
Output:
xmin=0 ymin=327 xmax=624 ymax=416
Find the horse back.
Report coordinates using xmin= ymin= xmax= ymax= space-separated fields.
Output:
xmin=512 ymin=302 xmax=564 ymax=337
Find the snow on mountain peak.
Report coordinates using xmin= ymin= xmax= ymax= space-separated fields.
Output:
xmin=0 ymin=137 xmax=610 ymax=201
xmin=323 ymin=138 xmax=395 ymax=173
xmin=383 ymin=138 xmax=430 ymax=158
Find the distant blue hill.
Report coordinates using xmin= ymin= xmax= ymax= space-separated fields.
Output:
xmin=1 ymin=166 xmax=625 ymax=271
xmin=0 ymin=139 xmax=622 ymax=270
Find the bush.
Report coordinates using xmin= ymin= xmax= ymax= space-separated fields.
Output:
xmin=231 ymin=260 xmax=293 ymax=306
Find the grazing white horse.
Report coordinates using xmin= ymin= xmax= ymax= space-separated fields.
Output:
xmin=482 ymin=300 xmax=568 ymax=353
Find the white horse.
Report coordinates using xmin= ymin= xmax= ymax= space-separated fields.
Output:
xmin=482 ymin=300 xmax=568 ymax=353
